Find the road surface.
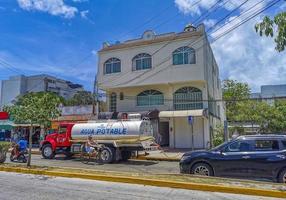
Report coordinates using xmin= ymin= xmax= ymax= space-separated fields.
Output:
xmin=0 ymin=171 xmax=280 ymax=200
xmin=6 ymin=153 xmax=178 ymax=174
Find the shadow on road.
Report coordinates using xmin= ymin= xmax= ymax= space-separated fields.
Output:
xmin=52 ymin=156 xmax=158 ymax=166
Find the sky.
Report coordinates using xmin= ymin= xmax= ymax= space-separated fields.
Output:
xmin=0 ymin=0 xmax=285 ymax=93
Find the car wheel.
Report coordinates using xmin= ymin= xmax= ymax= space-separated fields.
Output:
xmin=278 ymin=168 xmax=286 ymax=183
xmin=191 ymin=163 xmax=214 ymax=176
xmin=41 ymin=144 xmax=55 ymax=159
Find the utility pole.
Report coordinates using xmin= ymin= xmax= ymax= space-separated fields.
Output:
xmin=92 ymin=73 xmax=98 ymax=120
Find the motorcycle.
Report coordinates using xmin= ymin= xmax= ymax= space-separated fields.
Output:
xmin=10 ymin=143 xmax=28 ymax=163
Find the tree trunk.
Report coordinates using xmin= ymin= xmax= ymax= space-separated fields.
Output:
xmin=27 ymin=125 xmax=33 ymax=167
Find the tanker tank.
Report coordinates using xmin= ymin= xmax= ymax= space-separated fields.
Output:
xmin=71 ymin=120 xmax=153 ymax=140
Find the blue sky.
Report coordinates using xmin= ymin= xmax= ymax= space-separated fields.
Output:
xmin=0 ymin=0 xmax=285 ymax=92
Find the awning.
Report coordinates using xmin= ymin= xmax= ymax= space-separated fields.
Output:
xmin=0 ymin=120 xmax=14 ymax=131
xmin=159 ymin=109 xmax=208 ymax=118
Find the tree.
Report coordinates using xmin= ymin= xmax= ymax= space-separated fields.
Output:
xmin=235 ymin=100 xmax=271 ymax=133
xmin=65 ymin=91 xmax=94 ymax=106
xmin=255 ymin=12 xmax=286 ymax=52
xmin=4 ymin=92 xmax=61 ymax=166
xmin=222 ymin=80 xmax=251 ymax=122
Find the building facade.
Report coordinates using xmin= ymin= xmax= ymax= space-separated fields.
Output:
xmin=251 ymin=84 xmax=286 ymax=104
xmin=97 ymin=25 xmax=225 ymax=149
xmin=0 ymin=74 xmax=83 ymax=109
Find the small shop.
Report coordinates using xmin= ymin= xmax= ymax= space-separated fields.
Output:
xmin=159 ymin=109 xmax=209 ymax=149
xmin=0 ymin=112 xmax=13 ymax=141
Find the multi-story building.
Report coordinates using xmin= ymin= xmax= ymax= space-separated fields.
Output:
xmin=251 ymin=84 xmax=286 ymax=104
xmin=0 ymin=74 xmax=83 ymax=108
xmin=97 ymin=25 xmax=225 ymax=149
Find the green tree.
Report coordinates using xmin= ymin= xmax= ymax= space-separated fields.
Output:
xmin=222 ymin=80 xmax=251 ymax=122
xmin=268 ymin=100 xmax=286 ymax=132
xmin=4 ymin=92 xmax=62 ymax=166
xmin=255 ymin=12 xmax=286 ymax=52
xmin=65 ymin=91 xmax=94 ymax=106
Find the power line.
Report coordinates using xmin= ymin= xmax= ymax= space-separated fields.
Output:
xmin=101 ymin=0 xmax=281 ymax=103
xmin=101 ymin=0 xmax=265 ymax=87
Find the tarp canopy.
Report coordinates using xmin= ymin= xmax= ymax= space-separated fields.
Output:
xmin=159 ymin=109 xmax=208 ymax=118
xmin=0 ymin=120 xmax=14 ymax=131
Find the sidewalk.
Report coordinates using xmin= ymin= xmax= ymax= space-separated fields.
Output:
xmin=137 ymin=148 xmax=192 ymax=161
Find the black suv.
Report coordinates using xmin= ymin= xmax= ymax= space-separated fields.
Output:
xmin=180 ymin=135 xmax=286 ymax=183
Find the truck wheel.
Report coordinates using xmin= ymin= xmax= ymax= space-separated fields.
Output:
xmin=99 ymin=146 xmax=115 ymax=164
xmin=42 ymin=144 xmax=55 ymax=159
xmin=121 ymin=151 xmax=132 ymax=161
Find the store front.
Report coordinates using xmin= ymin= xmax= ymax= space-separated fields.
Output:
xmin=159 ymin=109 xmax=209 ymax=149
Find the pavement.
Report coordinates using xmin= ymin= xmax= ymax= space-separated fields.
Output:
xmin=0 ymin=171 xmax=281 ymax=200
xmin=6 ymin=153 xmax=179 ymax=174
xmin=25 ymin=148 xmax=185 ymax=161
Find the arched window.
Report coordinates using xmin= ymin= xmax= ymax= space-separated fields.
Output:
xmin=172 ymin=46 xmax=196 ymax=65
xmin=173 ymin=87 xmax=202 ymax=110
xmin=109 ymin=92 xmax=117 ymax=112
xmin=137 ymin=90 xmax=164 ymax=106
xmin=132 ymin=53 xmax=152 ymax=71
xmin=104 ymin=58 xmax=121 ymax=74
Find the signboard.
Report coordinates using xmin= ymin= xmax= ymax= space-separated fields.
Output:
xmin=188 ymin=116 xmax=194 ymax=125
xmin=0 ymin=112 xmax=9 ymax=120
xmin=60 ymin=105 xmax=93 ymax=116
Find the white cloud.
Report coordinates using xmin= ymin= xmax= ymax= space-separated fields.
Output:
xmin=211 ymin=14 xmax=286 ymax=92
xmin=174 ymin=0 xmax=216 ymax=15
xmin=174 ymin=0 xmax=267 ymax=16
xmin=17 ymin=0 xmax=78 ymax=18
xmin=203 ymin=19 xmax=216 ymax=29
xmin=72 ymin=0 xmax=88 ymax=2
xmin=80 ymin=10 xmax=89 ymax=19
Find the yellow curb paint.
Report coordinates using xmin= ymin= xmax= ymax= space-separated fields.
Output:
xmin=0 ymin=166 xmax=285 ymax=199
xmin=133 ymin=156 xmax=180 ymax=162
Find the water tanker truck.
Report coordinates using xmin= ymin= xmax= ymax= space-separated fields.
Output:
xmin=40 ymin=120 xmax=156 ymax=163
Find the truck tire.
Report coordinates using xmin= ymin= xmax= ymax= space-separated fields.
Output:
xmin=121 ymin=151 xmax=132 ymax=161
xmin=99 ymin=146 xmax=115 ymax=164
xmin=42 ymin=144 xmax=55 ymax=159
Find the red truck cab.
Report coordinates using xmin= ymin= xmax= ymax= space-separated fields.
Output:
xmin=40 ymin=123 xmax=75 ymax=159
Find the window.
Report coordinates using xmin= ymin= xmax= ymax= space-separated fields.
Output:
xmin=120 ymin=92 xmax=124 ymax=100
xmin=225 ymin=140 xmax=252 ymax=152
xmin=282 ymin=140 xmax=286 ymax=149
xmin=173 ymin=46 xmax=196 ymax=65
xmin=59 ymin=126 xmax=67 ymax=134
xmin=104 ymin=58 xmax=121 ymax=74
xmin=254 ymin=140 xmax=279 ymax=151
xmin=137 ymin=90 xmax=164 ymax=106
xmin=174 ymin=87 xmax=203 ymax=110
xmin=109 ymin=92 xmax=117 ymax=112
xmin=132 ymin=53 xmax=152 ymax=71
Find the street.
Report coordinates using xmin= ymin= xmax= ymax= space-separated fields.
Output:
xmin=0 ymin=171 xmax=280 ymax=200
xmin=6 ymin=153 xmax=179 ymax=174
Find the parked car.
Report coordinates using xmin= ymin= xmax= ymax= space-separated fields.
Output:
xmin=180 ymin=135 xmax=286 ymax=183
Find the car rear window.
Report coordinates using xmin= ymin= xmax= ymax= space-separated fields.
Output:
xmin=254 ymin=140 xmax=279 ymax=151
xmin=282 ymin=140 xmax=286 ymax=149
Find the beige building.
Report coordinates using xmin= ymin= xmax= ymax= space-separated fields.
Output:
xmin=97 ymin=25 xmax=225 ymax=149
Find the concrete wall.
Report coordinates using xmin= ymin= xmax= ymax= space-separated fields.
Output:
xmin=106 ymin=81 xmax=207 ymax=112
xmin=98 ymin=35 xmax=207 ymax=89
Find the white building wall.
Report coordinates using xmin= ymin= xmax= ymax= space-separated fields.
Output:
xmin=97 ymin=26 xmax=224 ymax=149
xmin=98 ymin=34 xmax=207 ymax=89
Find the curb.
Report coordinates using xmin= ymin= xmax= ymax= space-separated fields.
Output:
xmin=0 ymin=166 xmax=285 ymax=199
xmin=133 ymin=155 xmax=180 ymax=162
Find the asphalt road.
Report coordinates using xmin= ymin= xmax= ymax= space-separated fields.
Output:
xmin=0 ymin=171 xmax=280 ymax=200
xmin=6 ymin=153 xmax=179 ymax=174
